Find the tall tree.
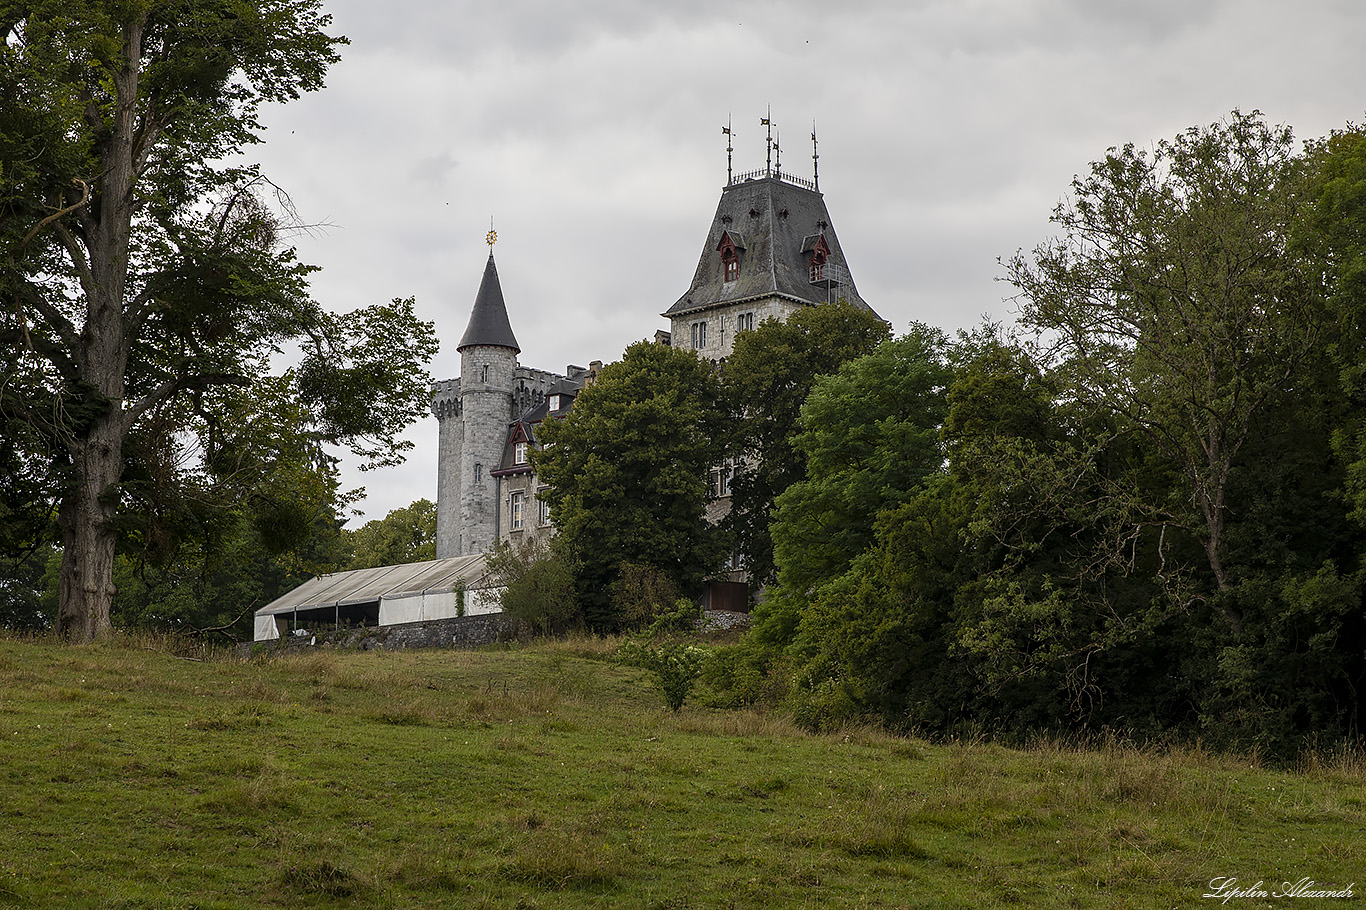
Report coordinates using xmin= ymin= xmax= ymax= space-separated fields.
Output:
xmin=757 ymin=326 xmax=952 ymax=645
xmin=345 ymin=499 xmax=437 ymax=570
xmin=534 ymin=341 xmax=729 ymax=629
xmin=1007 ymin=111 xmax=1321 ymax=631
xmin=0 ymin=1 xmax=436 ymax=641
xmin=720 ymin=299 xmax=890 ymax=587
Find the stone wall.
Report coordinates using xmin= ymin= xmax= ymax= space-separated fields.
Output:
xmin=244 ymin=612 xmax=512 ymax=656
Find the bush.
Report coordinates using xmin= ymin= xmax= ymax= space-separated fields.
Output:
xmin=609 ymin=563 xmax=680 ymax=630
xmin=618 ymin=635 xmax=709 ymax=712
xmin=486 ymin=537 xmax=579 ymax=637
xmin=791 ymin=677 xmax=862 ymax=733
xmin=700 ymin=639 xmax=789 ymax=708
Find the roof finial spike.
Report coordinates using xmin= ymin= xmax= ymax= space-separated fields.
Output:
xmin=774 ymin=128 xmax=782 ymax=176
xmin=811 ymin=121 xmax=820 ymax=192
xmin=761 ymin=107 xmax=773 ymax=177
xmin=723 ymin=115 xmax=734 ymax=185
xmin=486 ymin=216 xmax=497 ymax=251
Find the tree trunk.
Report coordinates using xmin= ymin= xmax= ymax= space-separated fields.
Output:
xmin=57 ymin=417 xmax=123 ymax=642
xmin=54 ymin=13 xmax=143 ymax=642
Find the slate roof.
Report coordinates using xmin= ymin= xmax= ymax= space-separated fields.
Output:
xmin=493 ymin=375 xmax=585 ymax=474
xmin=458 ymin=252 xmax=520 ymax=353
xmin=665 ymin=175 xmax=875 ymax=318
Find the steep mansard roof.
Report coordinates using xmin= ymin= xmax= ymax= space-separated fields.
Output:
xmin=664 ymin=174 xmax=875 ymax=318
xmin=458 ymin=252 xmax=521 ymax=353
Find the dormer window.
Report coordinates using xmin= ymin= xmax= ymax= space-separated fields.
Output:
xmin=716 ymin=231 xmax=743 ymax=283
xmin=548 ymin=394 xmax=561 ymax=411
xmin=805 ymin=233 xmax=832 ymax=283
xmin=514 ymin=441 xmax=528 ymax=465
xmin=809 ymin=249 xmax=827 ymax=282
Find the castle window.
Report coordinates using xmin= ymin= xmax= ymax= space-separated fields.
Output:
xmin=538 ymin=494 xmax=552 ymax=526
xmin=736 ymin=311 xmax=755 ymax=333
xmin=481 ymin=364 xmax=489 ymax=383
xmin=510 ymin=491 xmax=525 ymax=530
xmin=691 ymin=321 xmax=707 ymax=350
xmin=474 ymin=463 xmax=482 ymax=483
xmin=514 ymin=441 xmax=528 ymax=465
xmin=723 ymin=250 xmax=738 ymax=282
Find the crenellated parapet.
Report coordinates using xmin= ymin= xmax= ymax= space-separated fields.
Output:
xmin=431 ymin=378 xmax=462 ymax=419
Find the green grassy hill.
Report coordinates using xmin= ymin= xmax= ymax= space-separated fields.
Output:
xmin=0 ymin=635 xmax=1360 ymax=908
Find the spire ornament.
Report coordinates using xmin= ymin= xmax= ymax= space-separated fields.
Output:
xmin=486 ymin=216 xmax=497 ymax=250
xmin=811 ymin=122 xmax=820 ymax=192
xmin=723 ymin=116 xmax=734 ymax=185
xmin=761 ymin=108 xmax=774 ymax=176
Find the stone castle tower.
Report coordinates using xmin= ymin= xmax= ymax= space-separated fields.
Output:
xmin=432 ymin=252 xmax=561 ymax=558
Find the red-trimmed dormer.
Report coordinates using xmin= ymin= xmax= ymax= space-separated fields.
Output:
xmin=717 ymin=230 xmax=745 ymax=283
xmin=804 ymin=233 xmax=831 ymax=283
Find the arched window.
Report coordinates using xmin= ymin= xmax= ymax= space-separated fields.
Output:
xmin=717 ymin=231 xmax=742 ymax=282
xmin=722 ymin=248 xmax=739 ymax=282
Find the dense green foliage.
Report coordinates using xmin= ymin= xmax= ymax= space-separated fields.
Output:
xmin=534 ymin=341 xmax=730 ymax=629
xmin=0 ymin=1 xmax=436 ymax=640
xmin=720 ymin=299 xmax=890 ymax=586
xmin=726 ymin=113 xmax=1366 ymax=756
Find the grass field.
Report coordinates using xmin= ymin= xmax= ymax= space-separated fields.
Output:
xmin=0 ymin=633 xmax=1361 ymax=909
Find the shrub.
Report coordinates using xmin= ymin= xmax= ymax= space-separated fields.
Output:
xmin=486 ymin=537 xmax=579 ymax=637
xmin=609 ymin=563 xmax=680 ymax=630
xmin=619 ymin=636 xmax=709 ymax=712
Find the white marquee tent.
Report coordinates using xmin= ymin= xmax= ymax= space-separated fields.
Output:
xmin=253 ymin=554 xmax=497 ymax=642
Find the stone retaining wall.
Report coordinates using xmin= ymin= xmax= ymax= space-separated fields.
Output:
xmin=246 ymin=612 xmax=512 ymax=656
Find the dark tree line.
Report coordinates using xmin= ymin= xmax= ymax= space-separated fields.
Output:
xmin=740 ymin=112 xmax=1366 ymax=755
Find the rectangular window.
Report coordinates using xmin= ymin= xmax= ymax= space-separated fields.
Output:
xmin=719 ymin=464 xmax=733 ymax=497
xmin=691 ymin=320 xmax=707 ymax=350
xmin=537 ymin=495 xmax=552 ymax=527
xmin=514 ymin=441 xmax=528 ymax=465
xmin=510 ymin=491 xmax=525 ymax=530
xmin=736 ymin=312 xmax=754 ymax=333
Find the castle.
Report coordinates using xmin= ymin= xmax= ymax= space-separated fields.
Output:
xmin=431 ymin=139 xmax=877 ymax=569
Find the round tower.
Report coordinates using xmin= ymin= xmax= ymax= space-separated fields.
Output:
xmin=453 ymin=251 xmax=520 ymax=556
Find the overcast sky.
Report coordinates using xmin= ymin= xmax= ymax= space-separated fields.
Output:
xmin=250 ymin=0 xmax=1366 ymax=525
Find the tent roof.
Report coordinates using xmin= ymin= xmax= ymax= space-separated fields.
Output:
xmin=255 ymin=554 xmax=492 ymax=617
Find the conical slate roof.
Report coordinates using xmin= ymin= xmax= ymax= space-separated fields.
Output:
xmin=457 ymin=252 xmax=520 ymax=353
xmin=664 ymin=175 xmax=875 ymax=319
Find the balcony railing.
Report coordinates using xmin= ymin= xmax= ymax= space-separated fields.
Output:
xmin=728 ymin=169 xmax=817 ymax=191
